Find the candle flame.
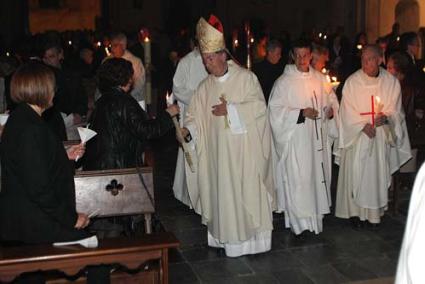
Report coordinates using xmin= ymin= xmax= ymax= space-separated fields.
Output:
xmin=323 ymin=35 xmax=327 ymax=40
xmin=250 ymin=37 xmax=254 ymax=43
xmin=6 ymin=52 xmax=10 ymax=57
xmin=105 ymin=47 xmax=111 ymax=56
xmin=96 ymin=41 xmax=101 ymax=47
xmin=319 ymin=33 xmax=322 ymax=38
xmin=397 ymin=36 xmax=400 ymax=42
xmin=357 ymin=44 xmax=363 ymax=50
xmin=144 ymin=37 xmax=150 ymax=43
xmin=321 ymin=68 xmax=327 ymax=74
xmin=68 ymin=40 xmax=72 ymax=45
xmin=234 ymin=39 xmax=239 ymax=45
xmin=376 ymin=96 xmax=381 ymax=104
xmin=331 ymin=76 xmax=337 ymax=82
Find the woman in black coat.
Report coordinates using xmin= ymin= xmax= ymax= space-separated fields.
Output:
xmin=0 ymin=62 xmax=112 ymax=283
xmin=0 ymin=62 xmax=89 ymax=245
xmin=83 ymin=58 xmax=179 ymax=170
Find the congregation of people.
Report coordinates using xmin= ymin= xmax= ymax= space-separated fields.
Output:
xmin=1 ymin=15 xmax=425 ymax=283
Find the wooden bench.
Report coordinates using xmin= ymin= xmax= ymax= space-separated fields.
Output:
xmin=0 ymin=232 xmax=179 ymax=283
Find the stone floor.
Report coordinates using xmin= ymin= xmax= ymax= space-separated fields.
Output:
xmin=150 ymin=135 xmax=408 ymax=284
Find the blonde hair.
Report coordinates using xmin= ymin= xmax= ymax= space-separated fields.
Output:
xmin=11 ymin=62 xmax=55 ymax=109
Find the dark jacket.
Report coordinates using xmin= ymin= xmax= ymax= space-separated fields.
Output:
xmin=0 ymin=103 xmax=88 ymax=244
xmin=82 ymin=88 xmax=174 ymax=170
xmin=252 ymin=59 xmax=284 ymax=103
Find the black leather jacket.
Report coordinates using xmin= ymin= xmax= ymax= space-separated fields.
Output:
xmin=82 ymin=88 xmax=174 ymax=170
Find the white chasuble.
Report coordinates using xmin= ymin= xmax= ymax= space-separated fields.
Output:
xmin=396 ymin=164 xmax=425 ymax=284
xmin=335 ymin=68 xmax=411 ymax=223
xmin=269 ymin=65 xmax=336 ymax=235
xmin=184 ymin=60 xmax=274 ymax=257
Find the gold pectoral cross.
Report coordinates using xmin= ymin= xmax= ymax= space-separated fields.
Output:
xmin=220 ymin=94 xmax=230 ymax=128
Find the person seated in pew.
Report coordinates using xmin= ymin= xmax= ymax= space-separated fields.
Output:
xmin=82 ymin=58 xmax=179 ymax=171
xmin=0 ymin=62 xmax=110 ymax=283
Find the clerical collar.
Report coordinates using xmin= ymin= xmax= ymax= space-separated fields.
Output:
xmin=214 ymin=67 xmax=230 ymax=82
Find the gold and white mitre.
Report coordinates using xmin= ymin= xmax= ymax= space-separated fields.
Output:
xmin=196 ymin=15 xmax=225 ymax=53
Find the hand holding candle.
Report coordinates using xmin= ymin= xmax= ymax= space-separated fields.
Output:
xmin=166 ymin=93 xmax=195 ymax=173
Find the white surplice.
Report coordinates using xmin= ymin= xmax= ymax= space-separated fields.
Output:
xmin=396 ymin=164 xmax=425 ymax=284
xmin=172 ymin=48 xmax=208 ymax=207
xmin=335 ymin=68 xmax=412 ymax=223
xmin=269 ymin=65 xmax=337 ymax=235
xmin=184 ymin=60 xmax=274 ymax=257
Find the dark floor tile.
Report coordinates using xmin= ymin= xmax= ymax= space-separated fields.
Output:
xmin=280 ymin=230 xmax=330 ymax=249
xmin=168 ymin=248 xmax=185 ymax=264
xmin=354 ymin=256 xmax=398 ymax=278
xmin=271 ymin=231 xmax=290 ymax=251
xmin=172 ymin=227 xmax=208 ymax=249
xmin=289 ymin=245 xmax=351 ymax=268
xmin=161 ymin=214 xmax=203 ymax=232
xmin=233 ymin=273 xmax=280 ymax=284
xmin=169 ymin=262 xmax=200 ymax=284
xmin=242 ymin=250 xmax=301 ymax=273
xmin=331 ymin=260 xmax=377 ymax=281
xmin=320 ymin=227 xmax=379 ymax=245
xmin=181 ymin=245 xmax=227 ymax=262
xmin=191 ymin=258 xmax=253 ymax=281
xmin=302 ymin=264 xmax=349 ymax=284
xmin=203 ymin=273 xmax=279 ymax=284
xmin=333 ymin=239 xmax=396 ymax=259
xmin=273 ymin=268 xmax=315 ymax=284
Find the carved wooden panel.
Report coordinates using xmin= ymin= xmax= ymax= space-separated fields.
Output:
xmin=74 ymin=167 xmax=154 ymax=217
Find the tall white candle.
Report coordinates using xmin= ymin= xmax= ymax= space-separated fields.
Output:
xmin=144 ymin=37 xmax=152 ymax=105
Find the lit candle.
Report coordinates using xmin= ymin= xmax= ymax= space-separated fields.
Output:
xmin=323 ymin=35 xmax=327 ymax=40
xmin=232 ymin=30 xmax=239 ymax=53
xmin=397 ymin=36 xmax=400 ymax=42
xmin=144 ymin=36 xmax=152 ymax=105
xmin=321 ymin=68 xmax=327 ymax=74
xmin=357 ymin=44 xmax=363 ymax=50
xmin=105 ymin=46 xmax=111 ymax=57
xmin=319 ymin=32 xmax=323 ymax=38
xmin=245 ymin=21 xmax=252 ymax=70
xmin=96 ymin=41 xmax=101 ymax=47
xmin=6 ymin=52 xmax=10 ymax=57
xmin=68 ymin=40 xmax=72 ymax=46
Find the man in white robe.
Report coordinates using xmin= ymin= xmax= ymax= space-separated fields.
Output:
xmin=336 ymin=45 xmax=411 ymax=225
xmin=181 ymin=15 xmax=274 ymax=257
xmin=269 ymin=40 xmax=337 ymax=235
xmin=107 ymin=33 xmax=146 ymax=103
xmin=172 ymin=46 xmax=208 ymax=207
xmin=396 ymin=163 xmax=425 ymax=284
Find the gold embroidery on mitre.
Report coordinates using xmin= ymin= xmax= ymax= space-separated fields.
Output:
xmin=196 ymin=17 xmax=225 ymax=53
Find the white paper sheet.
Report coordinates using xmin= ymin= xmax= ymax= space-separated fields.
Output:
xmin=53 ymin=235 xmax=98 ymax=248
xmin=0 ymin=113 xmax=9 ymax=126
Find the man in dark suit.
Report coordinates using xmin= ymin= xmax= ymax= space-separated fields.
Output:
xmin=252 ymin=39 xmax=285 ymax=103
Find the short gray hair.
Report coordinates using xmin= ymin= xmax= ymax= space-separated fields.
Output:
xmin=362 ymin=44 xmax=383 ymax=58
xmin=110 ymin=32 xmax=128 ymax=45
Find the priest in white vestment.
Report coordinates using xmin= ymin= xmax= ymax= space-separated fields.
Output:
xmin=335 ymin=45 xmax=411 ymax=225
xmin=396 ymin=163 xmax=425 ymax=284
xmin=172 ymin=46 xmax=208 ymax=207
xmin=269 ymin=40 xmax=337 ymax=235
xmin=106 ymin=33 xmax=146 ymax=103
xmin=181 ymin=15 xmax=274 ymax=257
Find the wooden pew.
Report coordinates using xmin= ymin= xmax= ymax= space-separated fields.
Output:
xmin=0 ymin=232 xmax=179 ymax=283
xmin=74 ymin=167 xmax=155 ymax=234
xmin=64 ymin=141 xmax=155 ymax=233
